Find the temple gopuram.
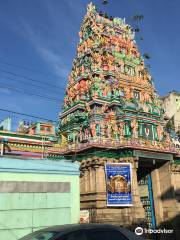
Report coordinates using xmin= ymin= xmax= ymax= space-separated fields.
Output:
xmin=49 ymin=2 xmax=180 ymax=235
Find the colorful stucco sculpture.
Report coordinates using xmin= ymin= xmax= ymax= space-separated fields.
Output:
xmin=48 ymin=2 xmax=178 ymax=158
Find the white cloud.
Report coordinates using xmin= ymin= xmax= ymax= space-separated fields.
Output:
xmin=20 ymin=21 xmax=69 ymax=80
xmin=38 ymin=47 xmax=69 ymax=79
xmin=0 ymin=88 xmax=11 ymax=94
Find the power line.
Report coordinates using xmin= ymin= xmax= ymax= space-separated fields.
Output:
xmin=0 ymin=74 xmax=62 ymax=95
xmin=0 ymin=60 xmax=58 ymax=78
xmin=0 ymin=81 xmax=61 ymax=102
xmin=0 ymin=108 xmax=58 ymax=123
xmin=0 ymin=68 xmax=65 ymax=89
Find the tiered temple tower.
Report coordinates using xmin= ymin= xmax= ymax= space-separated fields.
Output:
xmin=55 ymin=3 xmax=179 ymax=230
xmin=60 ymin=3 xmax=165 ymax=147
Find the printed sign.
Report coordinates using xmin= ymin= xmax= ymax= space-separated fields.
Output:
xmin=80 ymin=210 xmax=89 ymax=223
xmin=105 ymin=163 xmax=132 ymax=206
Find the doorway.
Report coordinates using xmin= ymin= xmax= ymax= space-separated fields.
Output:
xmin=138 ymin=173 xmax=156 ymax=229
xmin=137 ymin=158 xmax=162 ymax=229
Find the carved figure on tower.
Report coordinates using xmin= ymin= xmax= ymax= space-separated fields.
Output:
xmin=58 ymin=2 xmax=172 ymax=153
xmin=131 ymin=119 xmax=139 ymax=138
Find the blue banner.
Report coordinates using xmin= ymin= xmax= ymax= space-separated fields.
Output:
xmin=105 ymin=163 xmax=132 ymax=206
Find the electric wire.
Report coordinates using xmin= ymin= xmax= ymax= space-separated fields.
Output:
xmin=0 ymin=74 xmax=63 ymax=95
xmin=0 ymin=81 xmax=61 ymax=102
xmin=0 ymin=68 xmax=65 ymax=89
xmin=0 ymin=59 xmax=58 ymax=78
xmin=0 ymin=108 xmax=58 ymax=123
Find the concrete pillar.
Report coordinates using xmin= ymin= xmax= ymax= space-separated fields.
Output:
xmin=84 ymin=169 xmax=89 ymax=192
xmin=95 ymin=165 xmax=106 ymax=192
xmin=90 ymin=167 xmax=96 ymax=192
xmin=131 ymin=158 xmax=145 ymax=225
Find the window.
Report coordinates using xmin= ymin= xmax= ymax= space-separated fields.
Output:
xmin=89 ymin=230 xmax=128 ymax=240
xmin=61 ymin=231 xmax=87 ymax=240
xmin=46 ymin=127 xmax=51 ymax=132
xmin=133 ymin=90 xmax=140 ymax=100
xmin=124 ymin=65 xmax=135 ymax=76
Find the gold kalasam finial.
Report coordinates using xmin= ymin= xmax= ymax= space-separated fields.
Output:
xmin=87 ymin=2 xmax=96 ymax=13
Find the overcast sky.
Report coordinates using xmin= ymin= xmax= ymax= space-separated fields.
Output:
xmin=0 ymin=0 xmax=179 ymax=129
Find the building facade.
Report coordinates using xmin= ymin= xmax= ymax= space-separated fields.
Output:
xmin=0 ymin=130 xmax=53 ymax=158
xmin=161 ymin=91 xmax=180 ymax=134
xmin=0 ymin=157 xmax=80 ymax=240
xmin=17 ymin=121 xmax=56 ymax=137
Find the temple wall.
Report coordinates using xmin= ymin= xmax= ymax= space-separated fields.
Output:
xmin=80 ymin=157 xmax=145 ymax=227
xmin=151 ymin=162 xmax=180 ymax=239
xmin=80 ymin=156 xmax=180 ymax=236
xmin=151 ymin=162 xmax=178 ymax=222
xmin=161 ymin=91 xmax=180 ymax=132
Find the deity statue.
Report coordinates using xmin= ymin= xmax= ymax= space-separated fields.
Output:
xmin=79 ymin=128 xmax=83 ymax=142
xmin=144 ymin=92 xmax=150 ymax=102
xmin=143 ymin=103 xmax=149 ymax=113
xmin=68 ymin=75 xmax=74 ymax=84
xmin=106 ymin=85 xmax=112 ymax=98
xmin=109 ymin=109 xmax=116 ymax=120
xmin=102 ymin=87 xmax=107 ymax=97
xmin=164 ymin=132 xmax=171 ymax=144
xmin=90 ymin=122 xmax=96 ymax=137
xmin=85 ymin=102 xmax=91 ymax=113
xmin=114 ymin=88 xmax=120 ymax=98
xmin=113 ymin=124 xmax=120 ymax=140
xmin=100 ymin=121 xmax=105 ymax=137
xmin=102 ymin=103 xmax=108 ymax=113
xmin=131 ymin=119 xmax=138 ymax=138
xmin=124 ymin=122 xmax=131 ymax=136
xmin=157 ymin=125 xmax=163 ymax=141
xmin=125 ymin=87 xmax=131 ymax=99
xmin=105 ymin=124 xmax=112 ymax=138
xmin=84 ymin=128 xmax=89 ymax=140
xmin=119 ymin=122 xmax=125 ymax=137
